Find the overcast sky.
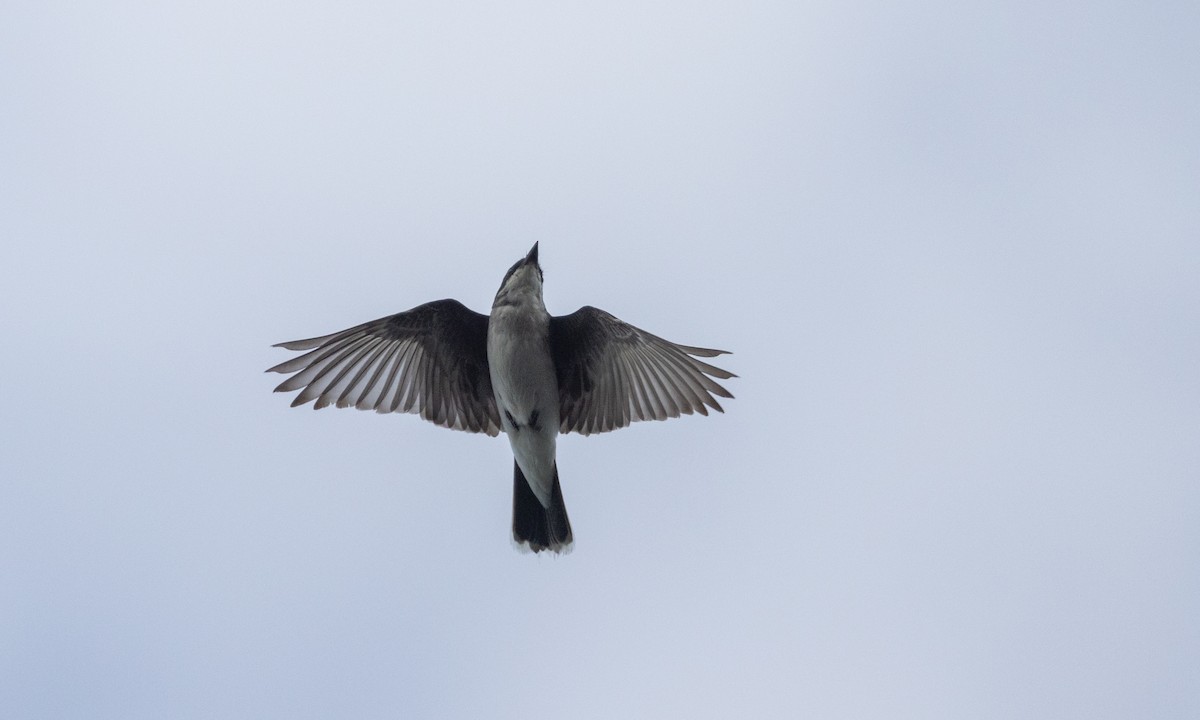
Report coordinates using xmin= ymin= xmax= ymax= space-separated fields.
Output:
xmin=2 ymin=1 xmax=1198 ymax=718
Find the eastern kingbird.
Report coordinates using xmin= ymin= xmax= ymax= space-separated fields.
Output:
xmin=267 ymin=243 xmax=735 ymax=553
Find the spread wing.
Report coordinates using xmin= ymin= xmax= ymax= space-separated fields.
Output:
xmin=267 ymin=299 xmax=502 ymax=436
xmin=549 ymin=306 xmax=735 ymax=436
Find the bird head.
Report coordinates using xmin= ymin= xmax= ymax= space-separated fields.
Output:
xmin=494 ymin=242 xmax=544 ymax=307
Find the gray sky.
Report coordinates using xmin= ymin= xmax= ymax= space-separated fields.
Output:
xmin=2 ymin=1 xmax=1198 ymax=718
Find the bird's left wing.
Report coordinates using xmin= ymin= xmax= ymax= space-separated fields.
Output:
xmin=549 ymin=306 xmax=736 ymax=436
xmin=267 ymin=299 xmax=502 ymax=436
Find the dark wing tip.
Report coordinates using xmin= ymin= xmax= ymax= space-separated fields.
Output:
xmin=678 ymin=344 xmax=732 ymax=358
xmin=273 ymin=338 xmax=319 ymax=351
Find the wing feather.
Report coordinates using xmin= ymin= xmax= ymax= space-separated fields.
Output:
xmin=267 ymin=299 xmax=500 ymax=436
xmin=549 ymin=306 xmax=735 ymax=435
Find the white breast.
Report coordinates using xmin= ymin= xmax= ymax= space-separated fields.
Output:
xmin=486 ymin=302 xmax=561 ymax=505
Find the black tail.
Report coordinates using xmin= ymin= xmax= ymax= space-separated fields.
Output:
xmin=512 ymin=461 xmax=573 ymax=553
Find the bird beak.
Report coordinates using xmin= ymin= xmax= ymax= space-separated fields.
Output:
xmin=525 ymin=242 xmax=539 ymax=267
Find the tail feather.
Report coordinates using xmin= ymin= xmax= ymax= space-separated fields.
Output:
xmin=512 ymin=461 xmax=573 ymax=553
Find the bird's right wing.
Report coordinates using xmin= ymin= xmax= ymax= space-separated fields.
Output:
xmin=549 ymin=306 xmax=736 ymax=436
xmin=267 ymin=299 xmax=502 ymax=436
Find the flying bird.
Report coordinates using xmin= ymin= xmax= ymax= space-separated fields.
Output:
xmin=267 ymin=243 xmax=735 ymax=553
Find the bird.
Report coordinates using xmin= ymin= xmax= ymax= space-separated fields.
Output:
xmin=267 ymin=242 xmax=735 ymax=553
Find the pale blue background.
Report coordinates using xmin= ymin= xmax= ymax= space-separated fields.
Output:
xmin=2 ymin=1 xmax=1197 ymax=718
